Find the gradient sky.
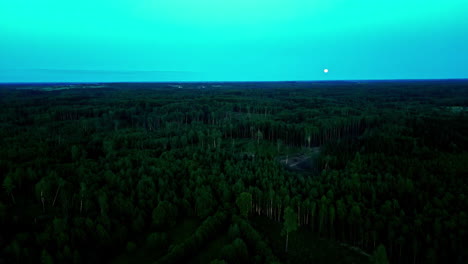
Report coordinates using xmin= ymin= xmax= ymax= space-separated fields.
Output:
xmin=1 ymin=0 xmax=467 ymax=81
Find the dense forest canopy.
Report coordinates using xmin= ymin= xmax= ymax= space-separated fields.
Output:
xmin=0 ymin=80 xmax=467 ymax=264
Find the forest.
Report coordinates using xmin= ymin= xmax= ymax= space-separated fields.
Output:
xmin=0 ymin=80 xmax=467 ymax=264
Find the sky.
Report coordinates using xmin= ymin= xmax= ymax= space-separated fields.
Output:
xmin=1 ymin=0 xmax=467 ymax=82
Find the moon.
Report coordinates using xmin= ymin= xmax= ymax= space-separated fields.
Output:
xmin=324 ymin=69 xmax=329 ymax=73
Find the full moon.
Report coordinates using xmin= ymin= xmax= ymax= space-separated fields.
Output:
xmin=324 ymin=69 xmax=329 ymax=73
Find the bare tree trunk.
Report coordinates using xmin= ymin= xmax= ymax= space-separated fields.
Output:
xmin=250 ymin=199 xmax=253 ymax=215
xmin=41 ymin=191 xmax=45 ymax=213
xmin=298 ymin=205 xmax=301 ymax=226
xmin=285 ymin=232 xmax=289 ymax=252
xmin=270 ymin=198 xmax=273 ymax=219
xmin=52 ymin=185 xmax=61 ymax=207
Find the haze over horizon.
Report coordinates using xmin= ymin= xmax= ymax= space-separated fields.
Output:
xmin=1 ymin=0 xmax=467 ymax=82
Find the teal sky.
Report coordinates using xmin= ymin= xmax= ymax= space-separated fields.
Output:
xmin=1 ymin=0 xmax=467 ymax=82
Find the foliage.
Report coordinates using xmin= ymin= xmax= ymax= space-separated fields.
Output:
xmin=236 ymin=192 xmax=252 ymax=218
xmin=0 ymin=81 xmax=467 ymax=263
xmin=372 ymin=244 xmax=389 ymax=264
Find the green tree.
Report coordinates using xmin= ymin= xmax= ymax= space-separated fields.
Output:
xmin=152 ymin=201 xmax=177 ymax=227
xmin=41 ymin=249 xmax=54 ymax=264
xmin=236 ymin=192 xmax=252 ymax=218
xmin=210 ymin=260 xmax=227 ymax=264
xmin=2 ymin=174 xmax=15 ymax=204
xmin=126 ymin=241 xmax=137 ymax=252
xmin=232 ymin=238 xmax=248 ymax=262
xmin=372 ymin=244 xmax=389 ymax=264
xmin=336 ymin=199 xmax=346 ymax=240
xmin=147 ymin=232 xmax=167 ymax=248
xmin=282 ymin=206 xmax=298 ymax=252
xmin=0 ymin=201 xmax=6 ymax=222
xmin=195 ymin=186 xmax=216 ymax=218
xmin=228 ymin=224 xmax=241 ymax=240
xmin=350 ymin=204 xmax=361 ymax=244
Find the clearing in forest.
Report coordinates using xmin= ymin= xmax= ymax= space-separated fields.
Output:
xmin=278 ymin=147 xmax=321 ymax=172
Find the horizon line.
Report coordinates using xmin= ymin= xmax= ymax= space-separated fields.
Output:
xmin=0 ymin=68 xmax=198 ymax=74
xmin=1 ymin=78 xmax=468 ymax=85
